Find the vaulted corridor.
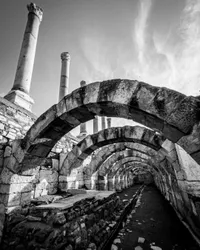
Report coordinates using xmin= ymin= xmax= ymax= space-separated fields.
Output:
xmin=110 ymin=185 xmax=198 ymax=250
xmin=1 ymin=2 xmax=200 ymax=249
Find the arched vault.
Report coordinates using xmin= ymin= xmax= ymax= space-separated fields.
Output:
xmin=60 ymin=125 xmax=165 ymax=176
xmin=90 ymin=159 xmax=154 ymax=190
xmin=95 ymin=150 xmax=155 ymax=176
xmin=80 ymin=142 xmax=159 ymax=178
xmin=8 ymin=79 xmax=200 ymax=174
xmin=102 ymin=157 xmax=154 ymax=178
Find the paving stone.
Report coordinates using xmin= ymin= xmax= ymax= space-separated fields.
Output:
xmin=138 ymin=237 xmax=145 ymax=243
xmin=150 ymin=246 xmax=162 ymax=250
xmin=135 ymin=246 xmax=143 ymax=250
xmin=113 ymin=238 xmax=121 ymax=244
xmin=111 ymin=244 xmax=118 ymax=250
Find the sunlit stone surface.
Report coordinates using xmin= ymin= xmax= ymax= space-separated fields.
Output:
xmin=4 ymin=3 xmax=43 ymax=111
xmin=1 ymin=3 xmax=200 ymax=250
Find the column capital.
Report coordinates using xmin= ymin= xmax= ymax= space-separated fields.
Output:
xmin=61 ymin=52 xmax=70 ymax=61
xmin=27 ymin=3 xmax=43 ymax=22
xmin=80 ymin=80 xmax=86 ymax=87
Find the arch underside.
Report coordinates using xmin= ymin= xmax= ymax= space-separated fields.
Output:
xmin=60 ymin=126 xmax=165 ymax=175
xmin=9 ymin=79 xmax=200 ymax=174
xmin=1 ymin=79 xmax=200 ymax=246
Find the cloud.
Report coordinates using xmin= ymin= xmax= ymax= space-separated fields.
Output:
xmin=79 ymin=31 xmax=114 ymax=82
xmin=71 ymin=0 xmax=200 ymax=136
xmin=177 ymin=0 xmax=200 ymax=95
xmin=151 ymin=0 xmax=200 ymax=95
xmin=124 ymin=0 xmax=200 ymax=96
xmin=134 ymin=0 xmax=153 ymax=66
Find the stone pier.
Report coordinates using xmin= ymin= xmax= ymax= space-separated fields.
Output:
xmin=101 ymin=116 xmax=106 ymax=130
xmin=107 ymin=117 xmax=111 ymax=128
xmin=93 ymin=116 xmax=98 ymax=134
xmin=4 ymin=3 xmax=43 ymax=111
xmin=77 ymin=81 xmax=87 ymax=140
xmin=59 ymin=52 xmax=70 ymax=101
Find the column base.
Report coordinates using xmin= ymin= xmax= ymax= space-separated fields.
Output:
xmin=4 ymin=90 xmax=34 ymax=112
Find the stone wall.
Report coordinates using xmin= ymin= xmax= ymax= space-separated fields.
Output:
xmin=154 ymin=150 xmax=200 ymax=243
xmin=133 ymin=173 xmax=153 ymax=185
xmin=1 ymin=90 xmax=200 ymax=247
xmin=0 ymin=97 xmax=78 ymax=205
xmin=1 ymin=191 xmax=122 ymax=250
xmin=0 ymin=98 xmax=78 ymax=241
xmin=0 ymin=97 xmax=36 ymax=174
xmin=1 ymin=185 xmax=144 ymax=250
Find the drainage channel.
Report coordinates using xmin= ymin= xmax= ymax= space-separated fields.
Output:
xmin=108 ymin=185 xmax=199 ymax=250
xmin=102 ymin=185 xmax=145 ymax=250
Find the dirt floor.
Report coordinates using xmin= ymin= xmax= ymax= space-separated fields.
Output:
xmin=111 ymin=185 xmax=199 ymax=250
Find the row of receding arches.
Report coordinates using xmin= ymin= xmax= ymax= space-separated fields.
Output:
xmin=9 ymin=79 xmax=200 ymax=173
xmin=5 ymin=79 xmax=200 ymax=240
xmin=58 ymin=126 xmax=166 ymax=191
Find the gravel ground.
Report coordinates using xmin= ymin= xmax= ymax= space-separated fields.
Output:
xmin=111 ymin=185 xmax=199 ymax=250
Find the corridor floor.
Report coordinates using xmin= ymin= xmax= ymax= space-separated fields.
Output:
xmin=110 ymin=185 xmax=199 ymax=250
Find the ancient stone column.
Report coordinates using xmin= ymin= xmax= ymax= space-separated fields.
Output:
xmin=4 ymin=3 xmax=43 ymax=111
xmin=93 ymin=116 xmax=98 ymax=134
xmin=101 ymin=116 xmax=106 ymax=130
xmin=77 ymin=81 xmax=87 ymax=140
xmin=107 ymin=117 xmax=111 ymax=128
xmin=59 ymin=52 xmax=70 ymax=101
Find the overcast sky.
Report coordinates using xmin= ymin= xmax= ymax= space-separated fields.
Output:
xmin=0 ymin=0 xmax=199 ymax=135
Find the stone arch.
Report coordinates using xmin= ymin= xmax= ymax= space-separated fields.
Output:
xmin=92 ymin=158 xmax=153 ymax=190
xmin=79 ymin=141 xmax=168 ymax=190
xmin=107 ymin=161 xmax=154 ymax=190
xmin=118 ymin=163 xmax=154 ymax=179
xmin=129 ymin=165 xmax=153 ymax=175
xmin=60 ymin=125 xmax=165 ymax=176
xmin=67 ymin=152 xmax=154 ymax=191
xmin=106 ymin=157 xmax=154 ymax=178
xmin=113 ymin=161 xmax=154 ymax=176
xmin=9 ymin=79 xmax=200 ymax=174
xmin=78 ymin=142 xmax=157 ymax=178
xmin=115 ymin=162 xmax=155 ymax=183
xmin=57 ymin=125 xmax=184 ymax=193
xmin=96 ymin=149 xmax=155 ymax=176
xmin=105 ymin=156 xmax=168 ymax=190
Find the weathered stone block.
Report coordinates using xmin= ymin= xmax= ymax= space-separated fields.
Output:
xmin=52 ymin=158 xmax=59 ymax=171
xmin=34 ymin=181 xmax=48 ymax=198
xmin=0 ymin=123 xmax=5 ymax=130
xmin=58 ymin=182 xmax=68 ymax=191
xmin=47 ymin=182 xmax=57 ymax=194
xmin=4 ymin=146 xmax=12 ymax=157
xmin=39 ymin=169 xmax=58 ymax=183
xmin=21 ymin=191 xmax=32 ymax=204
xmin=0 ymin=204 xmax=5 ymax=229
xmin=8 ymin=120 xmax=22 ymax=129
xmin=2 ymin=192 xmax=21 ymax=206
xmin=54 ymin=212 xmax=66 ymax=225
xmin=0 ymin=115 xmax=7 ymax=122
xmin=0 ymin=167 xmax=36 ymax=184
xmin=6 ymin=132 xmax=16 ymax=140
